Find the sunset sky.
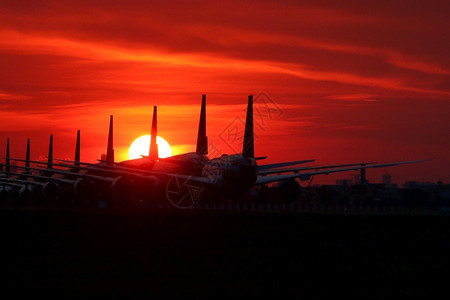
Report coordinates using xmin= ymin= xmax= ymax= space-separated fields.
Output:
xmin=0 ymin=1 xmax=449 ymax=185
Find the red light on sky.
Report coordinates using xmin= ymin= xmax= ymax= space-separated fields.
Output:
xmin=0 ymin=1 xmax=448 ymax=184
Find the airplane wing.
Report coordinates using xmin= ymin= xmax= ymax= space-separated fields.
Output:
xmin=257 ymin=159 xmax=315 ymax=171
xmin=5 ymin=157 xmax=215 ymax=185
xmin=7 ymin=157 xmax=152 ymax=176
xmin=1 ymin=170 xmax=76 ymax=184
xmin=258 ymin=162 xmax=377 ymax=176
xmin=141 ymin=160 xmax=429 ymax=188
xmin=255 ymin=159 xmax=430 ymax=185
xmin=0 ymin=177 xmax=48 ymax=186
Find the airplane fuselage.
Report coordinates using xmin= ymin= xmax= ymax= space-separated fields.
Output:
xmin=202 ymin=154 xmax=257 ymax=198
xmin=119 ymin=152 xmax=258 ymax=198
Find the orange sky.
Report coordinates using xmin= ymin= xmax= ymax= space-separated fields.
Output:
xmin=0 ymin=1 xmax=449 ymax=185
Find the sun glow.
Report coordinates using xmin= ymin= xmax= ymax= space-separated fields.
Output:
xmin=128 ymin=135 xmax=172 ymax=159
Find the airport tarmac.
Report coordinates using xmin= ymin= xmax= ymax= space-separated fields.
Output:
xmin=1 ymin=208 xmax=448 ymax=298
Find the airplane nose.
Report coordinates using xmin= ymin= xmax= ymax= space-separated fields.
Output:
xmin=240 ymin=164 xmax=252 ymax=174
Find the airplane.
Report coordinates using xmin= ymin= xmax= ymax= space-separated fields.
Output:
xmin=1 ymin=94 xmax=428 ymax=209
xmin=135 ymin=95 xmax=426 ymax=208
xmin=31 ymin=95 xmax=315 ymax=206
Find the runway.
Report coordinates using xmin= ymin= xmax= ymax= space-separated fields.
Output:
xmin=1 ymin=208 xmax=449 ymax=298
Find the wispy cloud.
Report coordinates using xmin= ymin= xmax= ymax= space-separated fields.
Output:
xmin=0 ymin=1 xmax=449 ymax=183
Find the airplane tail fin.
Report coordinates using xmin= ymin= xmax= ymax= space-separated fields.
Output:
xmin=149 ymin=106 xmax=159 ymax=160
xmin=106 ymin=115 xmax=115 ymax=165
xmin=242 ymin=94 xmax=254 ymax=158
xmin=196 ymin=94 xmax=208 ymax=155
xmin=25 ymin=139 xmax=30 ymax=173
xmin=5 ymin=138 xmax=10 ymax=173
xmin=74 ymin=130 xmax=80 ymax=166
xmin=48 ymin=134 xmax=53 ymax=169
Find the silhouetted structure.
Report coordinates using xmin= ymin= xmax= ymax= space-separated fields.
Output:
xmin=0 ymin=94 xmax=430 ymax=210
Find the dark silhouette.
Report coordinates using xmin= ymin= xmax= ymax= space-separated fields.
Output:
xmin=0 ymin=94 xmax=430 ymax=209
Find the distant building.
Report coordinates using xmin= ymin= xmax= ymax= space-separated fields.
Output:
xmin=382 ymin=174 xmax=391 ymax=185
xmin=336 ymin=179 xmax=352 ymax=186
xmin=403 ymin=181 xmax=437 ymax=189
xmin=354 ymin=174 xmax=369 ymax=185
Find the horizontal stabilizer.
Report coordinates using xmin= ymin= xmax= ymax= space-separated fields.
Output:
xmin=257 ymin=159 xmax=314 ymax=172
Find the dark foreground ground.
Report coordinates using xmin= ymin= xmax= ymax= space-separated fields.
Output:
xmin=1 ymin=208 xmax=449 ymax=298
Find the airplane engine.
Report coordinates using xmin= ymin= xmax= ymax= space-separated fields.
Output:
xmin=206 ymin=154 xmax=257 ymax=199
xmin=3 ymin=185 xmax=19 ymax=204
xmin=278 ymin=178 xmax=301 ymax=202
xmin=4 ymin=185 xmax=17 ymax=195
xmin=0 ymin=186 xmax=9 ymax=203
xmin=18 ymin=186 xmax=29 ymax=200
xmin=110 ymin=176 xmax=134 ymax=201
xmin=73 ymin=178 xmax=95 ymax=199
xmin=42 ymin=182 xmax=60 ymax=202
xmin=18 ymin=184 xmax=40 ymax=202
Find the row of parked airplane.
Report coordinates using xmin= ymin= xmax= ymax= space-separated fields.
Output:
xmin=0 ymin=95 xmax=426 ymax=209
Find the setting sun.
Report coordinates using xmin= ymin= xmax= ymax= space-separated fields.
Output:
xmin=128 ymin=135 xmax=172 ymax=159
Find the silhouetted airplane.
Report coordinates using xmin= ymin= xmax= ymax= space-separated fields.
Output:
xmin=132 ymin=95 xmax=425 ymax=208
xmin=28 ymin=95 xmax=315 ymax=207
xmin=1 ymin=94 xmax=428 ymax=208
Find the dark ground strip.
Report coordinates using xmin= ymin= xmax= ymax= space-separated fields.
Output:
xmin=1 ymin=208 xmax=449 ymax=298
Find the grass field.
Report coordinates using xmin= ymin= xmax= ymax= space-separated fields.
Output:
xmin=1 ymin=208 xmax=449 ymax=298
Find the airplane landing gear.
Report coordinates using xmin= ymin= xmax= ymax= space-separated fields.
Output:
xmin=165 ymin=175 xmax=203 ymax=209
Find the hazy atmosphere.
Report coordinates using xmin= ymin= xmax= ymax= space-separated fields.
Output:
xmin=1 ymin=1 xmax=449 ymax=184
